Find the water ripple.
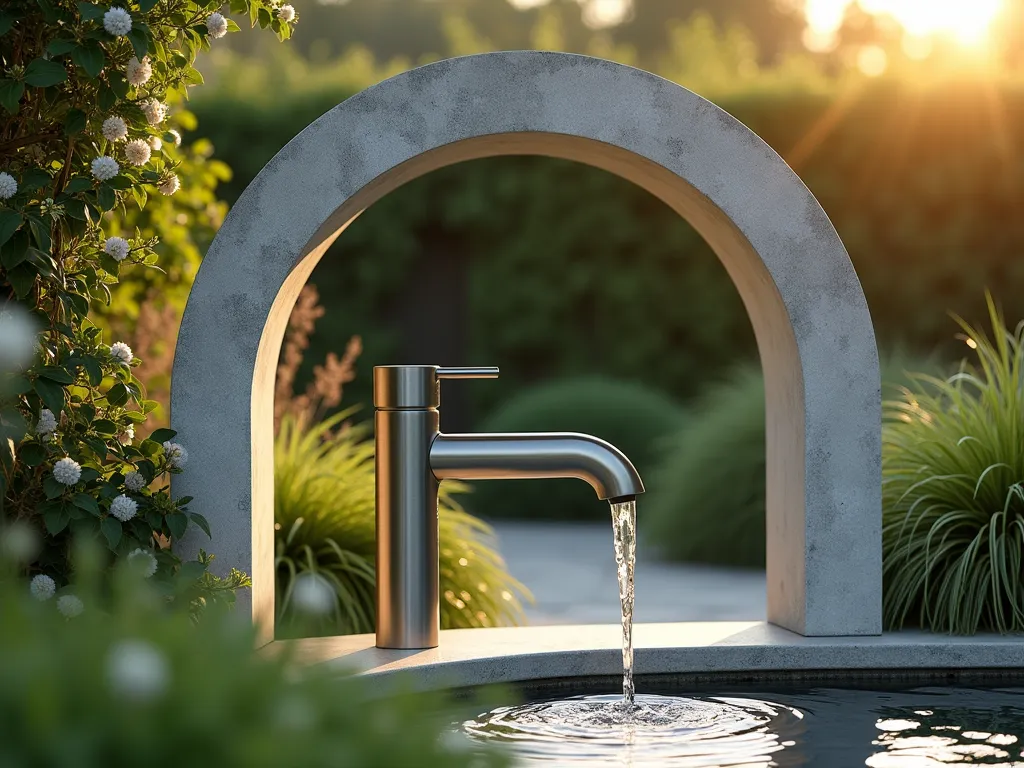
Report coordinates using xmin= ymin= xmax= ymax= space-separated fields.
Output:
xmin=462 ymin=693 xmax=806 ymax=766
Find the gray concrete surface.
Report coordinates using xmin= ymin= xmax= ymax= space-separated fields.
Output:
xmin=489 ymin=521 xmax=765 ymax=625
xmin=173 ymin=50 xmax=881 ymax=640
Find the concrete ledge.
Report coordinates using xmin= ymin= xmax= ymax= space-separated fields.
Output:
xmin=275 ymin=621 xmax=1024 ymax=692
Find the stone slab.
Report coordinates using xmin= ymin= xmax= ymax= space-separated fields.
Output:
xmin=275 ymin=622 xmax=1024 ymax=692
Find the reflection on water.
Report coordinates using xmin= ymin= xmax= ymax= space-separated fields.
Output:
xmin=460 ymin=686 xmax=1024 ymax=767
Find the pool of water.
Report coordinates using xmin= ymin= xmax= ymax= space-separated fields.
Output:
xmin=460 ymin=684 xmax=1024 ymax=767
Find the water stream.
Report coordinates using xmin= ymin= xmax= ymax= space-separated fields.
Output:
xmin=610 ymin=498 xmax=637 ymax=705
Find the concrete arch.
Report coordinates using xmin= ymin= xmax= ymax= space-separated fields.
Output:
xmin=172 ymin=51 xmax=881 ymax=642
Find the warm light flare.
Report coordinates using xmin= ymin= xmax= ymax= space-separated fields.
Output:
xmin=804 ymin=0 xmax=1004 ymax=48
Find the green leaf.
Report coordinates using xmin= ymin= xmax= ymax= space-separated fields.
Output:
xmin=106 ymin=382 xmax=129 ymax=407
xmin=225 ymin=18 xmax=241 ymax=32
xmin=179 ymin=559 xmax=206 ymax=582
xmin=64 ymin=107 xmax=87 ymax=135
xmin=19 ymin=442 xmax=47 ymax=467
xmin=92 ymin=419 xmax=117 ymax=435
xmin=149 ymin=428 xmax=176 ymax=443
xmin=108 ymin=70 xmax=128 ymax=99
xmin=141 ymin=400 xmax=160 ymax=414
xmin=127 ymin=24 xmax=150 ymax=59
xmin=106 ymin=176 xmax=133 ymax=190
xmin=189 ymin=513 xmax=212 ymax=538
xmin=47 ymin=39 xmax=78 ymax=56
xmin=27 ymin=218 xmax=52 ymax=253
xmin=131 ymin=186 xmax=147 ymax=209
xmin=78 ymin=2 xmax=107 ymax=22
xmin=62 ymin=291 xmax=89 ymax=316
xmin=43 ymin=476 xmax=67 ymax=500
xmin=0 ymin=13 xmax=13 ymax=37
xmin=73 ymin=492 xmax=100 ymax=516
xmin=166 ymin=512 xmax=188 ymax=540
xmin=33 ymin=377 xmax=65 ymax=413
xmin=64 ymin=177 xmax=92 ymax=194
xmin=100 ymin=516 xmax=121 ymax=549
xmin=20 ymin=169 xmax=51 ymax=191
xmin=79 ymin=467 xmax=100 ymax=485
xmin=0 ymin=78 xmax=25 ymax=114
xmin=0 ymin=209 xmax=23 ymax=248
xmin=84 ymin=436 xmax=108 ymax=458
xmin=24 ymin=58 xmax=68 ymax=87
xmin=6 ymin=264 xmax=36 ymax=298
xmin=96 ymin=184 xmax=116 ymax=211
xmin=38 ymin=366 xmax=74 ymax=384
xmin=138 ymin=0 xmax=159 ymax=10
xmin=71 ymin=42 xmax=105 ymax=78
xmin=182 ymin=67 xmax=204 ymax=86
xmin=23 ymin=247 xmax=54 ymax=277
xmin=44 ymin=507 xmax=70 ymax=534
xmin=82 ymin=357 xmax=103 ymax=386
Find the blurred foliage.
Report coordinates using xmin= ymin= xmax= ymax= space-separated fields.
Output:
xmin=644 ymin=352 xmax=937 ymax=567
xmin=883 ymin=297 xmax=1024 ymax=634
xmin=465 ymin=376 xmax=685 ymax=522
xmin=190 ymin=53 xmax=1024 ymax=423
xmin=275 ymin=411 xmax=530 ymax=636
xmin=0 ymin=531 xmax=509 ymax=767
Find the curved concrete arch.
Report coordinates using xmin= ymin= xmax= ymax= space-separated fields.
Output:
xmin=172 ymin=51 xmax=881 ymax=643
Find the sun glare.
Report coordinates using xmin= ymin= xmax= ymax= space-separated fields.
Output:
xmin=804 ymin=0 xmax=1004 ymax=49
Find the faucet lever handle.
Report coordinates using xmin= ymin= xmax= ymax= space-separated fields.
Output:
xmin=436 ymin=366 xmax=499 ymax=380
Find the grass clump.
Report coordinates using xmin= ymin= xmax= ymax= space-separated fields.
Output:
xmin=883 ymin=297 xmax=1024 ymax=634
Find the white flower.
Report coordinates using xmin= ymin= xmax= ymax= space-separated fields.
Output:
xmin=291 ymin=573 xmax=335 ymax=615
xmin=30 ymin=574 xmax=56 ymax=601
xmin=53 ymin=457 xmax=81 ymax=486
xmin=91 ymin=155 xmax=119 ymax=181
xmin=106 ymin=639 xmax=169 ymax=701
xmin=158 ymin=173 xmax=179 ymax=196
xmin=206 ymin=12 xmax=228 ymax=38
xmin=103 ymin=6 xmax=132 ymax=37
xmin=162 ymin=441 xmax=187 ymax=468
xmin=124 ymin=470 xmax=146 ymax=492
xmin=104 ymin=236 xmax=130 ymax=262
xmin=148 ymin=136 xmax=162 ymax=151
xmin=2 ymin=522 xmax=39 ymax=563
xmin=167 ymin=129 xmax=181 ymax=147
xmin=127 ymin=548 xmax=158 ymax=578
xmin=126 ymin=56 xmax=152 ymax=87
xmin=124 ymin=138 xmax=151 ymax=166
xmin=117 ymin=423 xmax=135 ymax=445
xmin=277 ymin=4 xmax=295 ymax=22
xmin=110 ymin=341 xmax=133 ymax=365
xmin=101 ymin=116 xmax=128 ymax=142
xmin=110 ymin=494 xmax=138 ymax=522
xmin=36 ymin=408 xmax=57 ymax=437
xmin=57 ymin=594 xmax=84 ymax=618
xmin=0 ymin=171 xmax=17 ymax=200
xmin=140 ymin=99 xmax=166 ymax=126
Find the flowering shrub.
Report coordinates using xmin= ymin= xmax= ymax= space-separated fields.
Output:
xmin=0 ymin=0 xmax=296 ymax=610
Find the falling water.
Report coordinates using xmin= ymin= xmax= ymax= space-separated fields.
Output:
xmin=610 ymin=498 xmax=637 ymax=705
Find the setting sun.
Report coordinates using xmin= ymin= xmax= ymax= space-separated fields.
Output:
xmin=804 ymin=0 xmax=1005 ymax=49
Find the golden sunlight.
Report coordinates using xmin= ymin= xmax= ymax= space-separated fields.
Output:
xmin=804 ymin=0 xmax=1004 ymax=49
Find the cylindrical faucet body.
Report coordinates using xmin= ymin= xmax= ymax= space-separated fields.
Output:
xmin=374 ymin=366 xmax=443 ymax=649
xmin=373 ymin=364 xmax=643 ymax=651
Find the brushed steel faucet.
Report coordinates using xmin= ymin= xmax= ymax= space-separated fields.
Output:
xmin=374 ymin=364 xmax=645 ymax=649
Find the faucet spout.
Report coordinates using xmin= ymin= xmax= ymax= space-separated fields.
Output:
xmin=430 ymin=432 xmax=645 ymax=501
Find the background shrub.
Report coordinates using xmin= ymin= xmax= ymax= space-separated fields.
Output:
xmin=644 ymin=353 xmax=934 ymax=568
xmin=190 ymin=74 xmax=1024 ymax=425
xmin=462 ymin=376 xmax=685 ymax=522
xmin=882 ymin=299 xmax=1024 ymax=634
